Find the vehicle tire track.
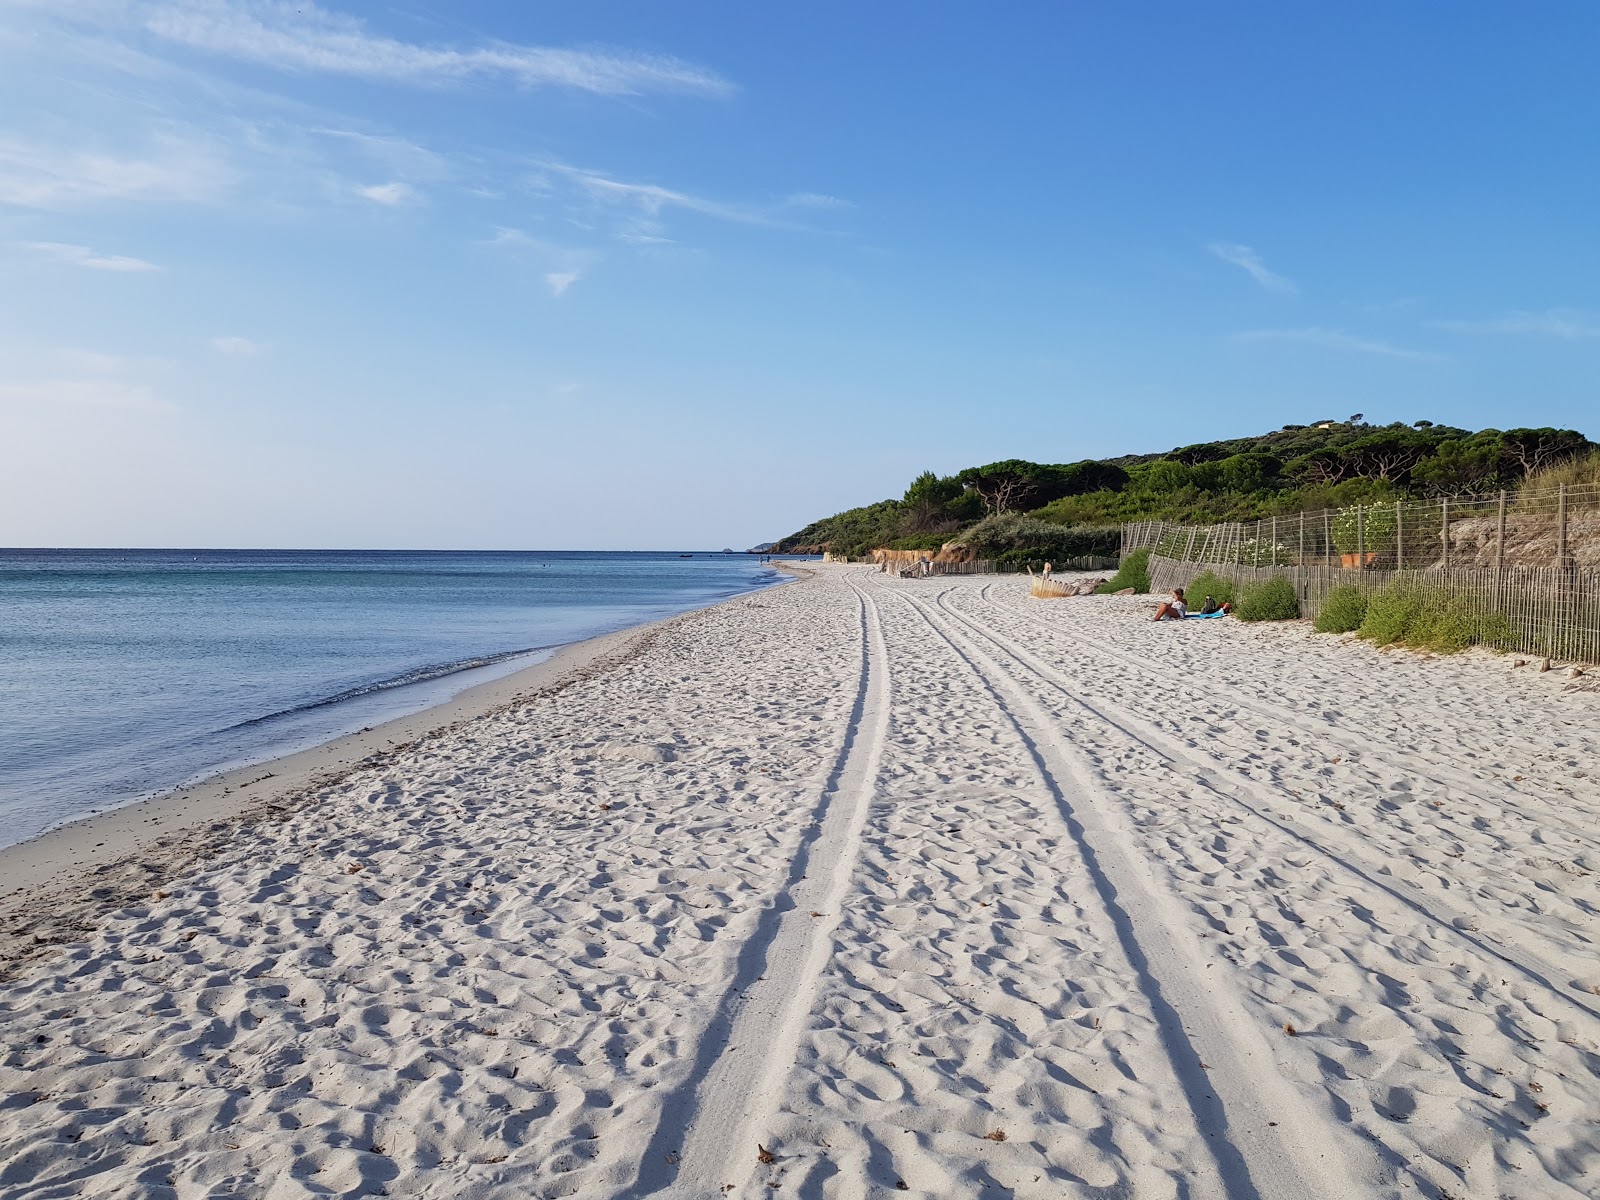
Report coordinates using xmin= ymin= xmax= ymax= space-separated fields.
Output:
xmin=924 ymin=586 xmax=1600 ymax=1028
xmin=621 ymin=577 xmax=892 ymax=1199
xmin=963 ymin=583 xmax=1600 ymax=847
xmin=876 ymin=581 xmax=1369 ymax=1200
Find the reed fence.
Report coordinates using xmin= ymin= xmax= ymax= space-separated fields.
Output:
xmin=1124 ymin=483 xmax=1600 ymax=663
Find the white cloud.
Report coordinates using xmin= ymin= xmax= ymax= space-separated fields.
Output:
xmin=1208 ymin=242 xmax=1297 ymax=294
xmin=1429 ymin=309 xmax=1600 ymax=340
xmin=1234 ymin=327 xmax=1439 ymax=361
xmin=210 ymin=335 xmax=265 ymax=355
xmin=356 ymin=180 xmax=418 ymax=206
xmin=138 ymin=0 xmax=732 ymax=97
xmin=552 ymin=164 xmax=762 ymax=224
xmin=782 ymin=192 xmax=851 ymax=210
xmin=545 ymin=270 xmax=580 ymax=297
xmin=0 ymin=378 xmax=176 ymax=413
xmin=0 ymin=133 xmax=232 ymax=209
xmin=537 ymin=161 xmax=837 ymax=236
xmin=480 ymin=227 xmax=593 ymax=293
xmin=23 ymin=241 xmax=160 ymax=271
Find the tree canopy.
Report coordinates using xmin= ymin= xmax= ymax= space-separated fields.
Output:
xmin=772 ymin=419 xmax=1593 ymax=558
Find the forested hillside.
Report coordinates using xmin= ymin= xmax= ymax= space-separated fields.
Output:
xmin=774 ymin=419 xmax=1593 ymax=560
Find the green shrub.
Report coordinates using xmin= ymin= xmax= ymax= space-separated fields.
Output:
xmin=1185 ymin=570 xmax=1236 ymax=608
xmin=1357 ymin=584 xmax=1516 ymax=653
xmin=886 ymin=532 xmax=951 ymax=551
xmin=948 ymin=513 xmax=1121 ymax=559
xmin=1094 ymin=547 xmax=1151 ymax=594
xmin=1314 ymin=585 xmax=1368 ymax=633
xmin=1359 ymin=586 xmax=1424 ymax=645
xmin=1475 ymin=610 xmax=1518 ymax=648
xmin=1412 ymin=599 xmax=1478 ymax=653
xmin=1235 ymin=576 xmax=1301 ymax=622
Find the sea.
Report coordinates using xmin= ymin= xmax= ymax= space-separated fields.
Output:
xmin=0 ymin=549 xmax=795 ymax=851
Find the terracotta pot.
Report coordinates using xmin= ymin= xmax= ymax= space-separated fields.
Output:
xmin=1339 ymin=552 xmax=1376 ymax=569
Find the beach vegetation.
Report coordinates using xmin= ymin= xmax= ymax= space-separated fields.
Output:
xmin=1513 ymin=449 xmax=1600 ymax=513
xmin=1094 ymin=547 xmax=1151 ymax=594
xmin=771 ymin=420 xmax=1593 ymax=557
xmin=1234 ymin=576 xmax=1300 ymax=622
xmin=1314 ymin=585 xmax=1368 ymax=633
xmin=1357 ymin=584 xmax=1516 ymax=653
xmin=1184 ymin=570 xmax=1236 ymax=608
xmin=948 ymin=514 xmax=1120 ymax=562
xmin=1359 ymin=587 xmax=1424 ymax=646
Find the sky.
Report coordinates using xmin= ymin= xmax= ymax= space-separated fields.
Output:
xmin=2 ymin=1 xmax=1598 ymax=549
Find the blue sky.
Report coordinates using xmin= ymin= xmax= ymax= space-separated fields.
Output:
xmin=3 ymin=2 xmax=1598 ymax=549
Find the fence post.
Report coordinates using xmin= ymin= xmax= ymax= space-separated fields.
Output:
xmin=1270 ymin=515 xmax=1278 ymax=566
xmin=1557 ymin=483 xmax=1569 ymax=568
xmin=1440 ymin=498 xmax=1449 ymax=569
xmin=1496 ymin=490 xmax=1507 ymax=570
xmin=1185 ymin=527 xmax=1198 ymax=561
xmin=1357 ymin=505 xmax=1365 ymax=564
xmin=1298 ymin=511 xmax=1305 ymax=566
xmin=1253 ymin=520 xmax=1261 ymax=567
xmin=1323 ymin=510 xmax=1332 ymax=565
xmin=1395 ymin=500 xmax=1403 ymax=571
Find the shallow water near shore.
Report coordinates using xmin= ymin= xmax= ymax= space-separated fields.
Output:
xmin=0 ymin=548 xmax=787 ymax=849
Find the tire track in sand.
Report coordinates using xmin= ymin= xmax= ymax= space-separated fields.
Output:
xmin=622 ymin=578 xmax=891 ymax=1198
xmin=933 ymin=586 xmax=1600 ymax=1028
xmin=968 ymin=581 xmax=1600 ymax=847
xmin=886 ymin=581 xmax=1369 ymax=1200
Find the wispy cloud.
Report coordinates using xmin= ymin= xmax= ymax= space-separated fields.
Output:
xmin=533 ymin=161 xmax=847 ymax=242
xmin=23 ymin=241 xmax=161 ymax=271
xmin=137 ymin=0 xmax=733 ymax=97
xmin=544 ymin=162 xmax=774 ymax=226
xmin=782 ymin=192 xmax=851 ymax=210
xmin=1234 ymin=327 xmax=1439 ymax=361
xmin=1208 ymin=242 xmax=1297 ymax=294
xmin=545 ymin=270 xmax=580 ymax=297
xmin=1429 ymin=309 xmax=1600 ymax=340
xmin=480 ymin=226 xmax=594 ymax=295
xmin=0 ymin=133 xmax=232 ymax=209
xmin=210 ymin=335 xmax=265 ymax=355
xmin=356 ymin=180 xmax=418 ymax=206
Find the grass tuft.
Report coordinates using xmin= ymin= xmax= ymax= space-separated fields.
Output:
xmin=1314 ymin=585 xmax=1368 ymax=633
xmin=1094 ymin=547 xmax=1151 ymax=594
xmin=1357 ymin=584 xmax=1515 ymax=654
xmin=1235 ymin=576 xmax=1300 ymax=622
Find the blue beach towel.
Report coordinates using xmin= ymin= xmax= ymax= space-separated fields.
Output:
xmin=1184 ymin=611 xmax=1228 ymax=620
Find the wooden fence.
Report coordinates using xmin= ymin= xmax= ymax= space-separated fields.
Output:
xmin=1122 ymin=483 xmax=1600 ymax=663
xmin=1143 ymin=555 xmax=1600 ymax=665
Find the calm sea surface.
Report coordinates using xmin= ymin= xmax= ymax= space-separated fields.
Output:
xmin=0 ymin=549 xmax=791 ymax=850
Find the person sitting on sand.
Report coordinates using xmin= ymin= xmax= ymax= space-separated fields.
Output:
xmin=1152 ymin=587 xmax=1187 ymax=620
xmin=1154 ymin=587 xmax=1232 ymax=620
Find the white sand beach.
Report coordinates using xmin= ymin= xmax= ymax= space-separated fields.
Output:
xmin=3 ymin=565 xmax=1599 ymax=1199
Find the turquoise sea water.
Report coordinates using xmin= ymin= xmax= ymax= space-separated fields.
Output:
xmin=0 ymin=549 xmax=790 ymax=849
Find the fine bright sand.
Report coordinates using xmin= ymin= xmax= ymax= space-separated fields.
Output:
xmin=3 ymin=565 xmax=1599 ymax=1199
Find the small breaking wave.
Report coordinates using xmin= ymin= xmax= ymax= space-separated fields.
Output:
xmin=218 ymin=646 xmax=551 ymax=733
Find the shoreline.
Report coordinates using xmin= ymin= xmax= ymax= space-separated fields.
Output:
xmin=0 ymin=574 xmax=793 ymax=975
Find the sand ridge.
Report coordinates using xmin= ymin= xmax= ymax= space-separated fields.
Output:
xmin=2 ymin=566 xmax=1598 ymax=1198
